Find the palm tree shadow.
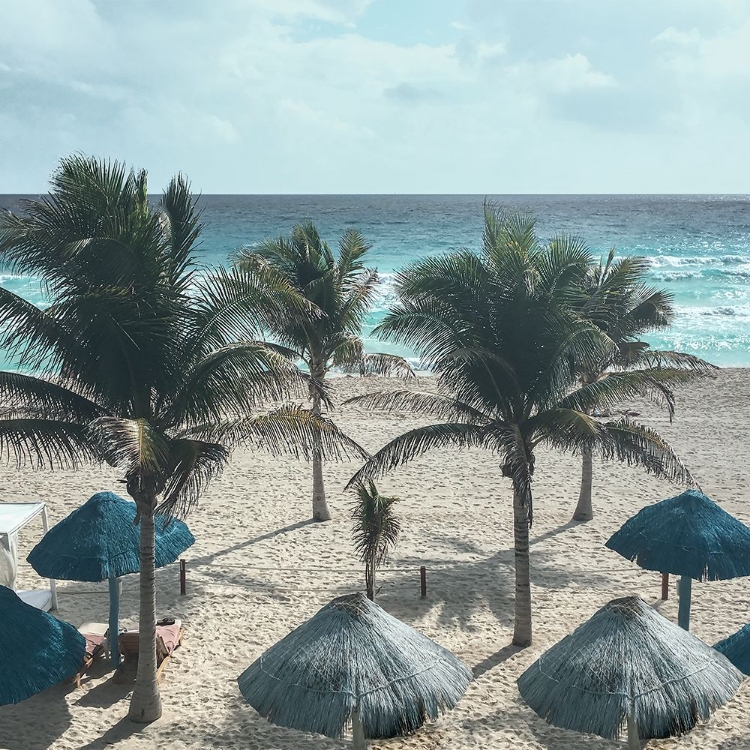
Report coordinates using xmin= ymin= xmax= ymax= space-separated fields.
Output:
xmin=530 ymin=520 xmax=579 ymax=546
xmin=378 ymin=538 xmax=612 ymax=631
xmin=165 ymin=693 xmax=348 ymax=749
xmin=73 ymin=676 xmax=131 ymax=709
xmin=376 ymin=549 xmax=517 ymax=629
xmin=0 ymin=687 xmax=73 ymax=750
xmin=473 ymin=642 xmax=523 ymax=677
xmin=189 ymin=518 xmax=316 ymax=568
xmin=461 ymin=702 xmax=615 ymax=750
xmin=78 ymin=716 xmax=144 ymax=750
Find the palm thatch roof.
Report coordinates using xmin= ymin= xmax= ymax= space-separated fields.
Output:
xmin=27 ymin=491 xmax=194 ymax=582
xmin=605 ymin=489 xmax=750 ymax=580
xmin=238 ymin=592 xmax=472 ymax=740
xmin=0 ymin=585 xmax=86 ymax=705
xmin=517 ymin=596 xmax=742 ymax=741
xmin=715 ymin=625 xmax=750 ymax=675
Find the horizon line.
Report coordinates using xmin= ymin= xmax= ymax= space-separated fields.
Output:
xmin=1 ymin=192 xmax=750 ymax=198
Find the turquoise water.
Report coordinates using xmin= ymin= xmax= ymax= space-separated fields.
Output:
xmin=2 ymin=194 xmax=749 ymax=368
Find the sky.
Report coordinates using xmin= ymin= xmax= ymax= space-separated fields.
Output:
xmin=1 ymin=0 xmax=750 ymax=193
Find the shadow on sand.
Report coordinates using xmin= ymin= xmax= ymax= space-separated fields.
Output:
xmin=472 ymin=642 xmax=524 ymax=678
xmin=461 ymin=701 xmax=618 ymax=750
xmin=0 ymin=686 xmax=73 ymax=750
xmin=188 ymin=519 xmax=316 ymax=569
xmin=77 ymin=716 xmax=144 ymax=750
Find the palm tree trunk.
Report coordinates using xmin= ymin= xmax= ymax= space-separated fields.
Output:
xmin=128 ymin=504 xmax=162 ymax=723
xmin=512 ymin=483 xmax=532 ymax=647
xmin=365 ymin=557 xmax=374 ymax=601
xmin=310 ymin=363 xmax=331 ymax=521
xmin=573 ymin=448 xmax=594 ymax=522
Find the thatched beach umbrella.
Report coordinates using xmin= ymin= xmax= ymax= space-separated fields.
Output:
xmin=27 ymin=491 xmax=194 ymax=665
xmin=238 ymin=592 xmax=472 ymax=749
xmin=0 ymin=585 xmax=86 ymax=705
xmin=715 ymin=624 xmax=750 ymax=675
xmin=605 ymin=489 xmax=750 ymax=630
xmin=518 ymin=597 xmax=743 ymax=749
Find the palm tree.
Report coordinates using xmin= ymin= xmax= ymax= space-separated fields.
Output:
xmin=234 ymin=222 xmax=413 ymax=521
xmin=344 ymin=207 xmax=693 ymax=647
xmin=0 ymin=156 xmax=364 ymax=722
xmin=351 ymin=481 xmax=401 ymax=600
xmin=572 ymin=250 xmax=717 ymax=521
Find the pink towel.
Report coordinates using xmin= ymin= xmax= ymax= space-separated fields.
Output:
xmin=156 ymin=624 xmax=181 ymax=655
xmin=82 ymin=633 xmax=106 ymax=658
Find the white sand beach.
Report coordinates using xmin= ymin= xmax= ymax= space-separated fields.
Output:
xmin=1 ymin=370 xmax=749 ymax=750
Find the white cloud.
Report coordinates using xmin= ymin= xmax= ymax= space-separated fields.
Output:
xmin=1 ymin=1 xmax=750 ymax=192
xmin=656 ymin=19 xmax=750 ymax=79
xmin=652 ymin=26 xmax=701 ymax=46
xmin=509 ymin=53 xmax=615 ymax=94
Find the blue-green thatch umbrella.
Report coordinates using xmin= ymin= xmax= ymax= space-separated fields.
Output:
xmin=238 ymin=592 xmax=472 ymax=749
xmin=605 ymin=489 xmax=750 ymax=630
xmin=518 ymin=597 xmax=743 ymax=749
xmin=0 ymin=585 xmax=86 ymax=705
xmin=27 ymin=491 xmax=194 ymax=665
xmin=715 ymin=624 xmax=750 ymax=675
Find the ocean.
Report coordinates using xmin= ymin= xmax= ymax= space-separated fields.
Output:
xmin=1 ymin=194 xmax=749 ymax=368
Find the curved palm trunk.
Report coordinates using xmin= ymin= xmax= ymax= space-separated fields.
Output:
xmin=310 ymin=363 xmax=331 ymax=521
xmin=128 ymin=504 xmax=162 ymax=723
xmin=573 ymin=448 xmax=594 ymax=522
xmin=512 ymin=483 xmax=532 ymax=647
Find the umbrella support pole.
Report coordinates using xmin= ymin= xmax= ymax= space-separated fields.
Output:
xmin=627 ymin=713 xmax=639 ymax=749
xmin=108 ymin=575 xmax=121 ymax=666
xmin=41 ymin=506 xmax=59 ymax=611
xmin=352 ymin=705 xmax=367 ymax=750
xmin=678 ymin=576 xmax=692 ymax=631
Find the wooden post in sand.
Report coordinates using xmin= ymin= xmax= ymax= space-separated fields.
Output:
xmin=661 ymin=572 xmax=669 ymax=600
xmin=179 ymin=559 xmax=186 ymax=595
xmin=420 ymin=566 xmax=426 ymax=598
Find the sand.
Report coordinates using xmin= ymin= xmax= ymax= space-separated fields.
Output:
xmin=1 ymin=369 xmax=749 ymax=750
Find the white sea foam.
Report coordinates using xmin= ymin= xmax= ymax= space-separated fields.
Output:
xmin=649 ymin=254 xmax=749 ymax=268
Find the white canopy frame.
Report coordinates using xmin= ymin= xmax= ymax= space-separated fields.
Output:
xmin=0 ymin=502 xmax=58 ymax=611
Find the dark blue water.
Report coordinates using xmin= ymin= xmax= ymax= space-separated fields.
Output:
xmin=2 ymin=194 xmax=750 ymax=367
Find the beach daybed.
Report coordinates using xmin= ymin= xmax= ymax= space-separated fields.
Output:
xmin=114 ymin=619 xmax=183 ymax=684
xmin=0 ymin=502 xmax=58 ymax=611
xmin=71 ymin=622 xmax=108 ymax=688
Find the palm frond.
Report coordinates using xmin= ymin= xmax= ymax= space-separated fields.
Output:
xmin=351 ymin=481 xmax=401 ymax=566
xmin=359 ymin=353 xmax=415 ymax=379
xmin=156 ymin=173 xmax=202 ymax=290
xmin=0 ymin=416 xmax=95 ymax=469
xmin=343 ymin=390 xmax=489 ymax=423
xmin=189 ymin=264 xmax=314 ymax=352
xmin=558 ymin=369 xmax=701 ymax=421
xmin=90 ymin=417 xmax=171 ymax=477
xmin=166 ymin=342 xmax=306 ymax=427
xmin=183 ymin=407 xmax=368 ymax=462
xmin=595 ymin=418 xmax=694 ymax=486
xmin=347 ymin=423 xmax=496 ymax=488
xmin=337 ymin=269 xmax=380 ymax=331
xmin=0 ymin=371 xmax=103 ymax=422
xmin=157 ymin=438 xmax=229 ymax=517
xmin=337 ymin=229 xmax=371 ymax=280
xmin=0 ymin=288 xmax=77 ymax=374
xmin=620 ymin=346 xmax=718 ymax=373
